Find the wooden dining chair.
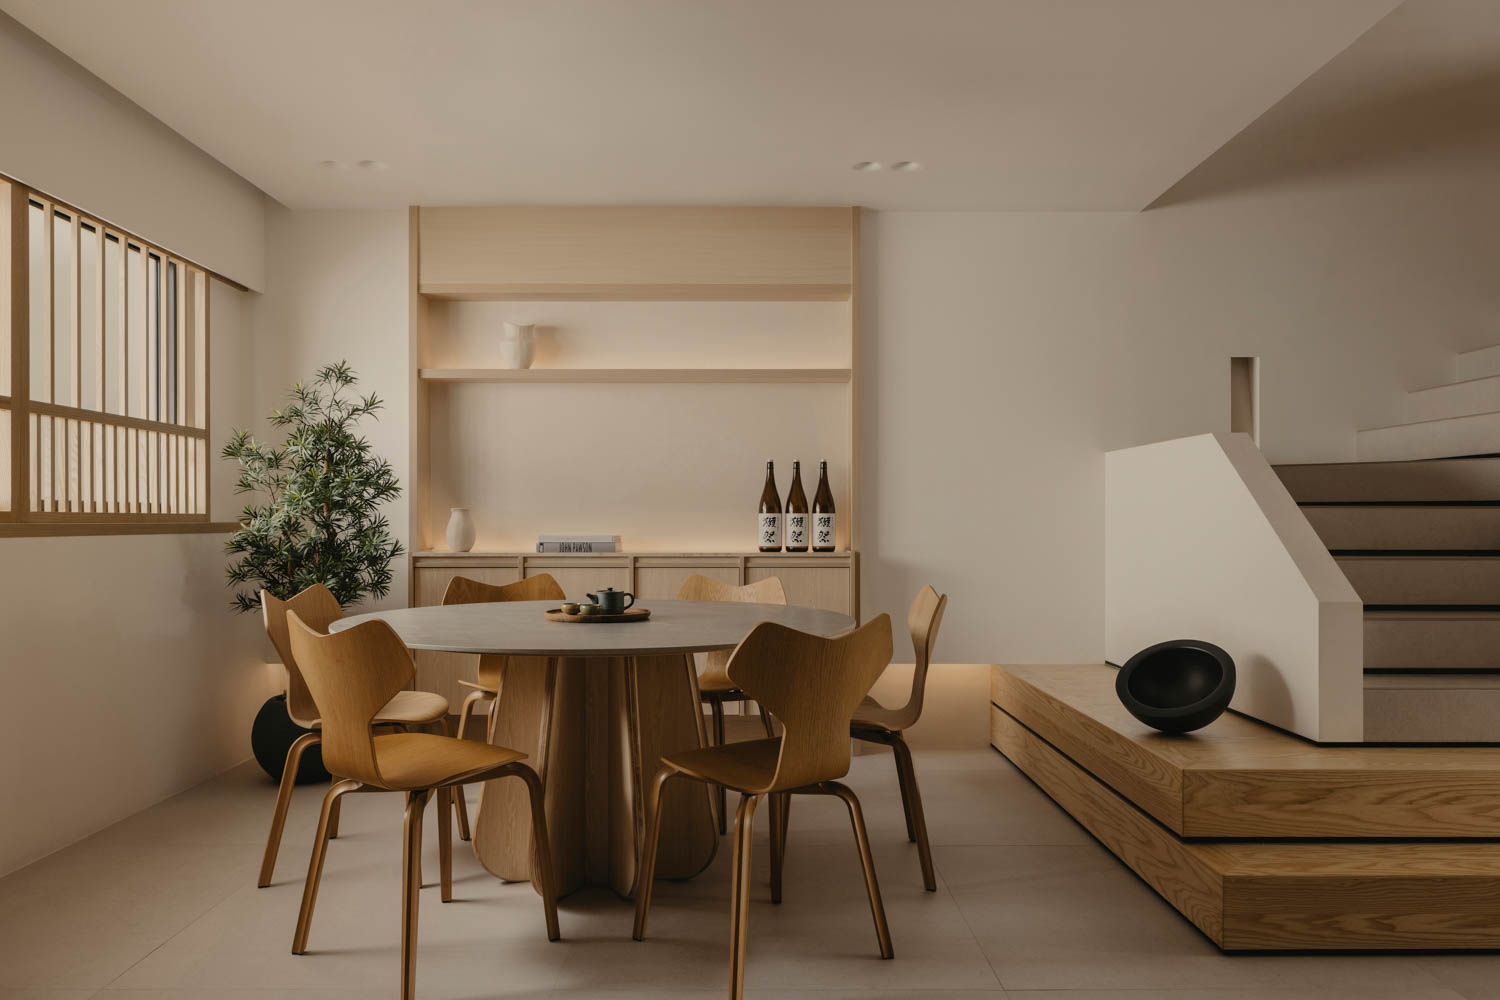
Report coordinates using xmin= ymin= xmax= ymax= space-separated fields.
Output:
xmin=257 ymin=584 xmax=459 ymax=888
xmin=633 ymin=615 xmax=895 ymax=1000
xmin=443 ymin=573 xmax=566 ymax=756
xmin=676 ymin=573 xmax=787 ymax=834
xmin=850 ymin=585 xmax=947 ymax=891
xmin=286 ymin=611 xmax=560 ymax=1000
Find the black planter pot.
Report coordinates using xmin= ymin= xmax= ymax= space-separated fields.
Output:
xmin=250 ymin=694 xmax=330 ymax=783
xmin=1115 ymin=639 xmax=1236 ymax=735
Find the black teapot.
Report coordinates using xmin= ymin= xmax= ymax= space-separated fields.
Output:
xmin=586 ymin=587 xmax=635 ymax=614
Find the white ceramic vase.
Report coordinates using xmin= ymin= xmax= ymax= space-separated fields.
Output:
xmin=500 ymin=322 xmax=536 ymax=369
xmin=446 ymin=507 xmax=476 ymax=552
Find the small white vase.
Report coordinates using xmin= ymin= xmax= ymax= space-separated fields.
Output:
xmin=445 ymin=507 xmax=476 ymax=552
xmin=500 ymin=322 xmax=536 ymax=370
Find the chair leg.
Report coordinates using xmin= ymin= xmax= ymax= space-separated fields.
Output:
xmin=889 ymin=732 xmax=936 ymax=892
xmin=443 ymin=714 xmax=474 ymax=841
xmin=291 ymin=778 xmax=362 ymax=954
xmin=769 ymin=793 xmax=785 ymax=904
xmin=757 ymin=702 xmax=775 ymax=738
xmin=514 ymin=765 xmax=561 ymax=941
xmin=709 ymin=699 xmax=727 ymax=835
xmin=728 ymin=793 xmax=761 ymax=1000
xmin=631 ymin=767 xmax=675 ymax=941
xmin=258 ymin=731 xmax=320 ymax=887
xmin=436 ymin=786 xmax=454 ymax=903
xmin=825 ymin=780 xmax=893 ymax=959
xmin=326 ymin=778 xmax=343 ymax=840
xmin=892 ymin=743 xmax=917 ymax=843
xmin=400 ymin=789 xmax=429 ymax=1000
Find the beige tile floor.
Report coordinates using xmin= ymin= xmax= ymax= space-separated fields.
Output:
xmin=1 ymin=742 xmax=1495 ymax=1000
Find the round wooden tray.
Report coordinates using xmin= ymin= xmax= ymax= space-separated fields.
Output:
xmin=544 ymin=607 xmax=651 ymax=624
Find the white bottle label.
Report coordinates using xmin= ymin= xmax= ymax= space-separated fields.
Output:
xmin=786 ymin=512 xmax=809 ymax=548
xmin=814 ymin=512 xmax=835 ymax=548
xmin=759 ymin=513 xmax=782 ymax=548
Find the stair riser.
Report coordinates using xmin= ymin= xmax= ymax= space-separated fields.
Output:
xmin=1339 ymin=556 xmax=1500 ymax=605
xmin=1357 ymin=410 xmax=1500 ymax=462
xmin=1367 ymin=613 xmax=1500 ymax=670
xmin=1365 ymin=681 xmax=1500 ymax=743
xmin=1306 ymin=506 xmax=1500 ymax=550
xmin=1455 ymin=345 xmax=1500 ymax=382
xmin=1406 ymin=376 xmax=1500 ymax=423
xmin=1275 ymin=457 xmax=1500 ymax=502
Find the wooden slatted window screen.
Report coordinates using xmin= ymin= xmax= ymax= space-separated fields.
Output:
xmin=1 ymin=176 xmax=212 ymax=531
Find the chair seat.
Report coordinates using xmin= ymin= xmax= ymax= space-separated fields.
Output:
xmin=851 ymin=695 xmax=904 ymax=734
xmin=374 ymin=689 xmax=451 ymax=725
xmin=697 ymin=668 xmax=745 ymax=697
xmin=370 ymin=732 xmax=526 ymax=791
xmin=457 ymin=678 xmax=499 ymax=695
xmin=662 ymin=737 xmax=781 ymax=794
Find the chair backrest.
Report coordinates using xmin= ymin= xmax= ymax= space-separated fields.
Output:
xmin=286 ymin=612 xmax=415 ymax=787
xmin=677 ymin=574 xmax=788 ymax=673
xmin=726 ymin=614 xmax=893 ymax=793
xmin=882 ymin=585 xmax=948 ymax=732
xmin=441 ymin=573 xmax=565 ymax=606
xmin=261 ymin=584 xmax=345 ymax=727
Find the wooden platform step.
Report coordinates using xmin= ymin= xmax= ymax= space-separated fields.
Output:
xmin=990 ymin=702 xmax=1500 ymax=951
xmin=993 ymin=664 xmax=1500 ymax=837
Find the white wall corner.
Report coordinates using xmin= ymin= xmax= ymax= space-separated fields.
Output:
xmin=1105 ymin=432 xmax=1362 ymax=742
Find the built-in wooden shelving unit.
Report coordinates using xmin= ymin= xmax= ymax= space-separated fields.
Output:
xmin=418 ymin=368 xmax=852 ymax=384
xmin=408 ymin=204 xmax=861 ymax=700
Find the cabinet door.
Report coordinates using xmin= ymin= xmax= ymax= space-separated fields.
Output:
xmin=635 ymin=564 xmax=739 ymax=601
xmin=412 ymin=565 xmax=521 ymax=708
xmin=747 ymin=565 xmax=853 ymax=617
xmin=525 ymin=557 xmax=631 ymax=602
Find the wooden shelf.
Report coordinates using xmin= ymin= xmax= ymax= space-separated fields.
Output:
xmin=419 ymin=282 xmax=851 ymax=302
xmin=419 ymin=368 xmax=852 ymax=384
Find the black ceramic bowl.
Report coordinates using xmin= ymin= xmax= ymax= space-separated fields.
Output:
xmin=1115 ymin=639 xmax=1236 ymax=734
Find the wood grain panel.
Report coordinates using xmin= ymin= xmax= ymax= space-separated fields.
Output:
xmin=993 ymin=705 xmax=1500 ymax=951
xmin=991 ymin=664 xmax=1183 ymax=829
xmin=989 ymin=704 xmax=1224 ymax=943
xmin=994 ymin=664 xmax=1500 ymax=838
xmin=418 ymin=206 xmax=853 ymax=297
xmin=747 ymin=562 xmax=855 ymax=617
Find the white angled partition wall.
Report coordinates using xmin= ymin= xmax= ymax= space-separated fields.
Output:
xmin=1105 ymin=432 xmax=1363 ymax=743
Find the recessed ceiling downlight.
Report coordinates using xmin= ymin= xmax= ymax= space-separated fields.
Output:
xmin=851 ymin=161 xmax=883 ymax=172
xmin=357 ymin=160 xmax=390 ymax=171
xmin=891 ymin=161 xmax=922 ymax=172
xmin=317 ymin=159 xmax=350 ymax=170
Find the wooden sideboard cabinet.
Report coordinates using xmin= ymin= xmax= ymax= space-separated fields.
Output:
xmin=409 ymin=550 xmax=858 ymax=705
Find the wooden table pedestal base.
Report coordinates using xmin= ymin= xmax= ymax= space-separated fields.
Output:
xmin=471 ymin=654 xmax=719 ymax=898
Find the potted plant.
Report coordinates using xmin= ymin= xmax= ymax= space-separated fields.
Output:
xmin=224 ymin=361 xmax=404 ymax=781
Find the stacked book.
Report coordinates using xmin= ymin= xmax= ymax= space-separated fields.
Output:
xmin=536 ymin=534 xmax=621 ymax=553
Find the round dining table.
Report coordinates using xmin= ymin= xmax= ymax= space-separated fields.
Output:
xmin=334 ymin=598 xmax=855 ymax=899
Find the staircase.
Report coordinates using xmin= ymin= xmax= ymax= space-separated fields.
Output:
xmin=1357 ymin=344 xmax=1500 ymax=460
xmin=1275 ymin=453 xmax=1500 ymax=742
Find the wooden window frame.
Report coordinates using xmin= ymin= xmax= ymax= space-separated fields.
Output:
xmin=1 ymin=177 xmax=235 ymax=537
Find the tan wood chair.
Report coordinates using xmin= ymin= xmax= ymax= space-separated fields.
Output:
xmin=286 ymin=611 xmax=559 ymax=1000
xmin=676 ymin=573 xmax=786 ymax=834
xmin=257 ymin=584 xmax=460 ymax=887
xmin=633 ymin=615 xmax=895 ymax=1000
xmin=443 ymin=573 xmax=567 ymax=756
xmin=847 ymin=585 xmax=947 ymax=891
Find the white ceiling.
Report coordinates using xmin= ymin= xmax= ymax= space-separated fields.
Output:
xmin=1 ymin=0 xmax=1399 ymax=211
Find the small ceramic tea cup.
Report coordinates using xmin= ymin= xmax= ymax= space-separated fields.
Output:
xmin=577 ymin=603 xmax=601 ymax=615
xmin=559 ymin=602 xmax=580 ymax=615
